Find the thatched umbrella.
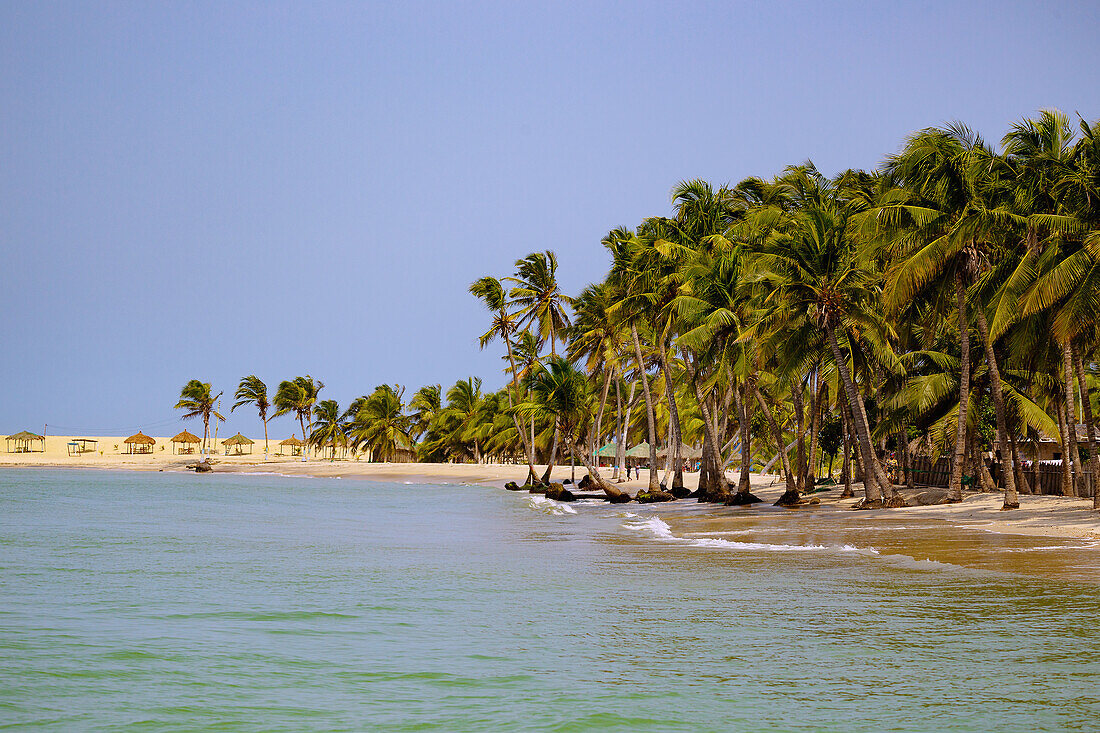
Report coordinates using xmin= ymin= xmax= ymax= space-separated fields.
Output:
xmin=222 ymin=432 xmax=255 ymax=455
xmin=5 ymin=430 xmax=45 ymax=453
xmin=279 ymin=435 xmax=304 ymax=456
xmin=171 ymin=430 xmax=202 ymax=455
xmin=123 ymin=431 xmax=155 ymax=455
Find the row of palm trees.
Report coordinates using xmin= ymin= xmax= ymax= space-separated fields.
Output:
xmin=464 ymin=109 xmax=1100 ymax=510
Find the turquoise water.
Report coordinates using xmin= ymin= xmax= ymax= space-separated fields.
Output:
xmin=1 ymin=469 xmax=1098 ymax=731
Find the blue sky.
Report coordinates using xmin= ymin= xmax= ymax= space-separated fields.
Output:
xmin=2 ymin=0 xmax=1098 ymax=437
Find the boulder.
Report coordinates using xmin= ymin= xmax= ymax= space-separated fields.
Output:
xmin=527 ymin=483 xmax=548 ymax=494
xmin=577 ymin=474 xmax=595 ymax=490
xmin=504 ymin=481 xmax=523 ymax=491
xmin=192 ymin=460 xmax=213 ymax=473
xmin=545 ymin=483 xmax=577 ymax=502
xmin=669 ymin=485 xmax=692 ymax=500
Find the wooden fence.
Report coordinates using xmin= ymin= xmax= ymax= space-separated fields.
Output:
xmin=906 ymin=456 xmax=1095 ymax=497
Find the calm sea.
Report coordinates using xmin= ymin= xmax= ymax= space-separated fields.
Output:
xmin=1 ymin=469 xmax=1098 ymax=731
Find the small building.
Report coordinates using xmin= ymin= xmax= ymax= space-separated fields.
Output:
xmin=223 ymin=433 xmax=254 ymax=455
xmin=278 ymin=435 xmax=304 ymax=456
xmin=5 ymin=431 xmax=45 ymax=453
xmin=67 ymin=438 xmax=98 ymax=456
xmin=171 ymin=430 xmax=202 ymax=455
xmin=123 ymin=431 xmax=155 ymax=454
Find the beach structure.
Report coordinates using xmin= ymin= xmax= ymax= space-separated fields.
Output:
xmin=5 ymin=431 xmax=45 ymax=453
xmin=66 ymin=438 xmax=98 ymax=456
xmin=223 ymin=433 xmax=254 ymax=455
xmin=624 ymin=442 xmax=650 ymax=469
xmin=171 ymin=430 xmax=202 ymax=455
xmin=123 ymin=431 xmax=155 ymax=454
xmin=278 ymin=435 xmax=304 ymax=456
xmin=594 ymin=441 xmax=619 ymax=467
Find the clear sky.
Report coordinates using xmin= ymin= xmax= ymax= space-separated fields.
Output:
xmin=2 ymin=0 xmax=1098 ymax=438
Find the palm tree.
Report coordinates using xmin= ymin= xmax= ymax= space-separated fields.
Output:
xmin=470 ymin=275 xmax=537 ymax=481
xmin=308 ymin=399 xmax=347 ymax=459
xmin=232 ymin=375 xmax=270 ymax=458
xmin=408 ymin=384 xmax=441 ymax=443
xmin=273 ymin=375 xmax=324 ymax=453
xmin=174 ymin=379 xmax=225 ymax=455
xmin=349 ymin=385 xmax=414 ymax=462
xmin=516 ymin=356 xmax=629 ymax=501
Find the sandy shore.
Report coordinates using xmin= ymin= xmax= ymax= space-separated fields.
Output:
xmin=3 ymin=435 xmax=1099 ymax=540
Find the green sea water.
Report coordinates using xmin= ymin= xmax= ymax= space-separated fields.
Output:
xmin=1 ymin=468 xmax=1098 ymax=731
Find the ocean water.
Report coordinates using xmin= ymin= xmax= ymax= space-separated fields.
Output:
xmin=1 ymin=469 xmax=1098 ymax=732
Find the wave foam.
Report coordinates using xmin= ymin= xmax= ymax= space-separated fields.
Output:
xmin=621 ymin=516 xmax=878 ymax=554
xmin=525 ymin=495 xmax=577 ymax=515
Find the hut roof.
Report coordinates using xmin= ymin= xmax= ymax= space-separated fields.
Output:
xmin=124 ymin=431 xmax=156 ymax=445
xmin=223 ymin=432 xmax=254 ymax=446
xmin=624 ymin=442 xmax=651 ymax=458
xmin=657 ymin=444 xmax=703 ymax=460
xmin=171 ymin=430 xmax=201 ymax=444
xmin=7 ymin=430 xmax=44 ymax=441
xmin=595 ymin=441 xmax=617 ymax=457
xmin=279 ymin=436 xmax=304 ymax=446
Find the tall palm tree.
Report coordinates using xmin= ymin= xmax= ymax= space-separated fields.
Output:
xmin=174 ymin=379 xmax=225 ymax=455
xmin=470 ymin=275 xmax=537 ymax=480
xmin=408 ymin=384 xmax=442 ymax=443
xmin=273 ymin=375 xmax=324 ymax=453
xmin=232 ymin=375 xmax=270 ymax=458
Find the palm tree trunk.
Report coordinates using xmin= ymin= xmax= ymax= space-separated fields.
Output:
xmin=949 ymin=273 xmax=970 ymax=502
xmin=1057 ymin=396 xmax=1074 ymax=496
xmin=841 ymin=407 xmax=852 ymax=496
xmin=1063 ymin=342 xmax=1083 ymax=498
xmin=807 ymin=375 xmax=825 ymax=489
xmin=592 ymin=368 xmax=612 ymax=469
xmin=202 ymin=418 xmax=209 ymax=455
xmin=263 ymin=417 xmax=269 ymax=459
xmin=541 ymin=421 xmax=558 ymax=483
xmin=612 ymin=374 xmax=622 ymax=480
xmin=1072 ymin=345 xmax=1100 ymax=509
xmin=657 ymin=346 xmax=684 ymax=491
xmin=565 ymin=435 xmax=628 ymax=501
xmin=1010 ymin=431 xmax=1029 ymax=494
xmin=738 ymin=377 xmax=754 ymax=495
xmin=824 ymin=324 xmax=884 ymax=503
xmin=631 ymin=322 xmax=660 ymax=492
xmin=503 ymin=334 xmax=538 ymax=484
xmin=972 ymin=308 xmax=1018 ymax=509
xmin=686 ymin=357 xmax=726 ymax=498
xmin=753 ymin=385 xmax=798 ymax=503
xmin=790 ymin=377 xmax=807 ymax=493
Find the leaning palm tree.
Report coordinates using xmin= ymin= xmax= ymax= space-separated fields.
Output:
xmin=174 ymin=379 xmax=225 ymax=455
xmin=273 ymin=375 xmax=324 ymax=452
xmin=232 ymin=375 xmax=271 ymax=458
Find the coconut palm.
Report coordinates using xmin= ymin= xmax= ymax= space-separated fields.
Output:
xmin=349 ymin=385 xmax=414 ymax=462
xmin=273 ymin=375 xmax=324 ymax=451
xmin=308 ymin=399 xmax=347 ymax=459
xmin=232 ymin=375 xmax=270 ymax=457
xmin=174 ymin=379 xmax=225 ymax=454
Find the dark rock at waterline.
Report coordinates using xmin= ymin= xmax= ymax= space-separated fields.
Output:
xmin=188 ymin=460 xmax=213 ymax=473
xmin=774 ymin=490 xmax=802 ymax=507
xmin=577 ymin=474 xmax=595 ymax=490
xmin=561 ymin=478 xmax=572 ymax=485
xmin=605 ymin=490 xmax=632 ymax=504
xmin=635 ymin=489 xmax=675 ymax=503
xmin=504 ymin=481 xmax=524 ymax=491
xmin=725 ymin=491 xmax=762 ymax=506
xmin=697 ymin=488 xmax=732 ymax=503
xmin=545 ymin=483 xmax=577 ymax=502
xmin=527 ymin=484 xmax=548 ymax=495
xmin=669 ymin=485 xmax=692 ymax=499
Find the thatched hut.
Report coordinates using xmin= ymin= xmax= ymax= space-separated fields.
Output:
xmin=5 ymin=430 xmax=45 ymax=453
xmin=123 ymin=431 xmax=155 ymax=454
xmin=223 ymin=432 xmax=254 ymax=456
xmin=278 ymin=435 xmax=304 ymax=456
xmin=171 ymin=430 xmax=202 ymax=455
xmin=624 ymin=442 xmax=651 ymax=468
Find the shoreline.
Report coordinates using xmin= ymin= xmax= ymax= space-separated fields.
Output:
xmin=3 ymin=454 xmax=1099 ymax=541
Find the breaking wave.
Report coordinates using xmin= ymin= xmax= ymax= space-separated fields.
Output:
xmin=620 ymin=515 xmax=878 ymax=554
xmin=525 ymin=495 xmax=577 ymax=515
